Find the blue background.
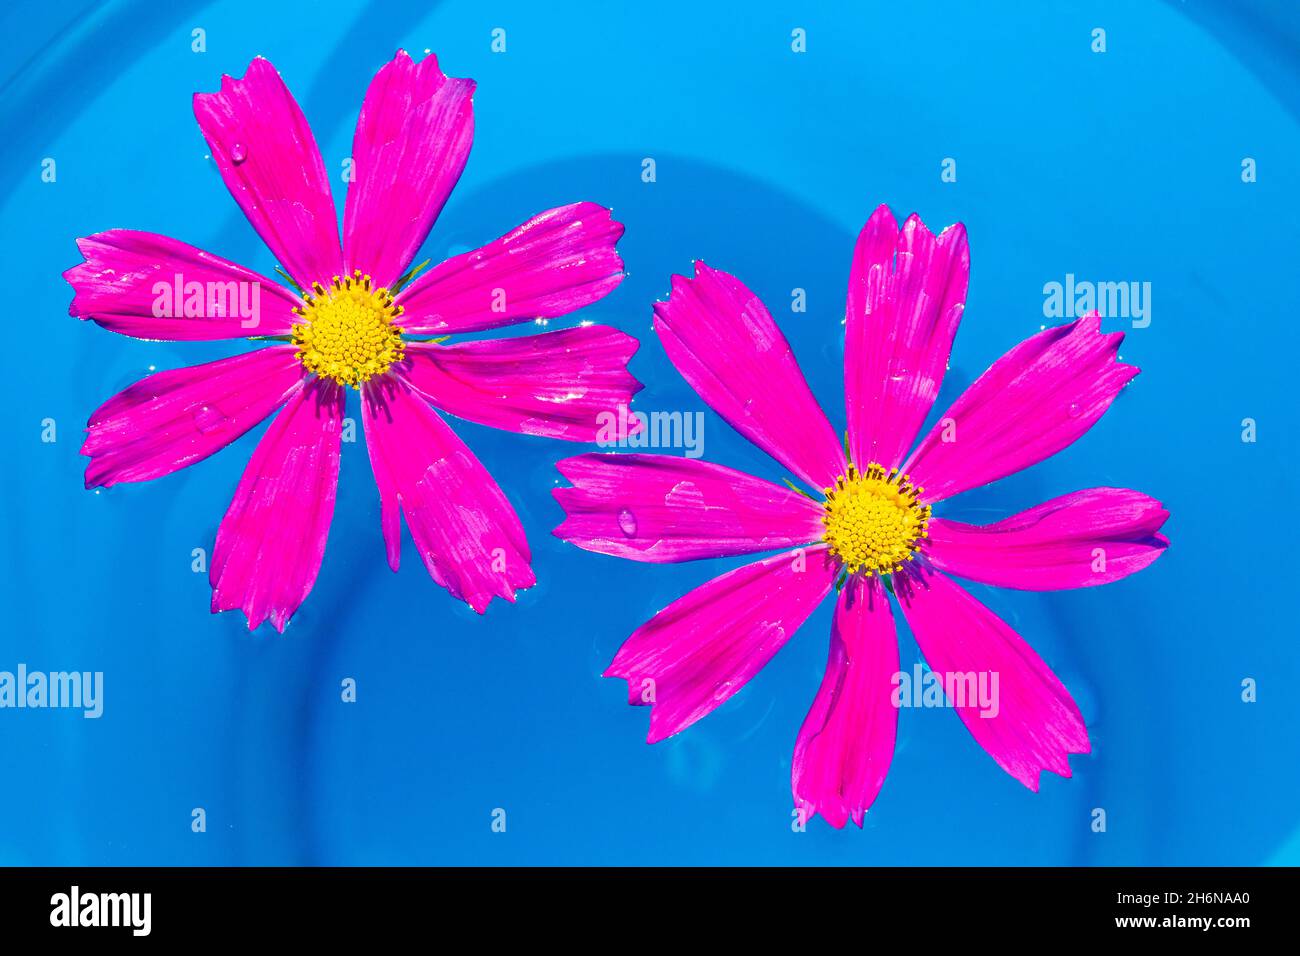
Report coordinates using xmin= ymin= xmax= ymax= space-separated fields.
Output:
xmin=1 ymin=0 xmax=1296 ymax=865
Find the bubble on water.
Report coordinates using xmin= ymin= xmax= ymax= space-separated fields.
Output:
xmin=665 ymin=732 xmax=725 ymax=792
xmin=1058 ymin=671 xmax=1099 ymax=725
xmin=231 ymin=143 xmax=248 ymax=164
xmin=617 ymin=509 xmax=637 ymax=537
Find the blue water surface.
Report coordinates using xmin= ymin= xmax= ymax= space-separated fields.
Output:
xmin=0 ymin=0 xmax=1296 ymax=865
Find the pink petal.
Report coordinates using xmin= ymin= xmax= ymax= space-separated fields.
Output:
xmin=904 ymin=313 xmax=1138 ymax=503
xmin=605 ymin=546 xmax=837 ymax=742
xmin=343 ymin=50 xmax=475 ymax=288
xmin=210 ymin=378 xmax=345 ymax=632
xmin=400 ymin=325 xmax=642 ymax=441
xmin=926 ymin=488 xmax=1169 ymax=590
xmin=792 ymin=577 xmax=899 ymax=829
xmin=896 ymin=566 xmax=1090 ymax=790
xmin=654 ymin=262 xmax=845 ymax=490
xmin=83 ymin=346 xmax=304 ymax=488
xmin=193 ymin=57 xmax=343 ymax=289
xmin=65 ymin=230 xmax=301 ymax=340
xmin=397 ymin=203 xmax=625 ymax=334
xmin=845 ymin=204 xmax=969 ymax=470
xmin=553 ymin=453 xmax=826 ymax=562
xmin=361 ymin=376 xmax=534 ymax=613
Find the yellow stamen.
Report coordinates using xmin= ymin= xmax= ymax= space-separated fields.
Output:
xmin=821 ymin=463 xmax=931 ymax=576
xmin=291 ymin=270 xmax=404 ymax=388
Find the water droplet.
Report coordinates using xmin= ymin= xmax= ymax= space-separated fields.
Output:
xmin=617 ymin=509 xmax=638 ymax=537
xmin=664 ymin=480 xmax=704 ymax=510
xmin=1067 ymin=403 xmax=1081 ymax=418
xmin=193 ymin=405 xmax=226 ymax=434
xmin=231 ymin=143 xmax=248 ymax=164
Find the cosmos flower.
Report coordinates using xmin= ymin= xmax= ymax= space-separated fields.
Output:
xmin=66 ymin=51 xmax=640 ymax=630
xmin=553 ymin=204 xmax=1168 ymax=827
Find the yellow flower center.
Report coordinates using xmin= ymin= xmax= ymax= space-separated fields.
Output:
xmin=291 ymin=271 xmax=404 ymax=388
xmin=821 ymin=463 xmax=931 ymax=576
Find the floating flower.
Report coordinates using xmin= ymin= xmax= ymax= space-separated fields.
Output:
xmin=67 ymin=52 xmax=640 ymax=630
xmin=553 ymin=204 xmax=1168 ymax=827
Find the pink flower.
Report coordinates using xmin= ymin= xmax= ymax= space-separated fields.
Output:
xmin=67 ymin=52 xmax=641 ymax=631
xmin=553 ymin=204 xmax=1169 ymax=828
